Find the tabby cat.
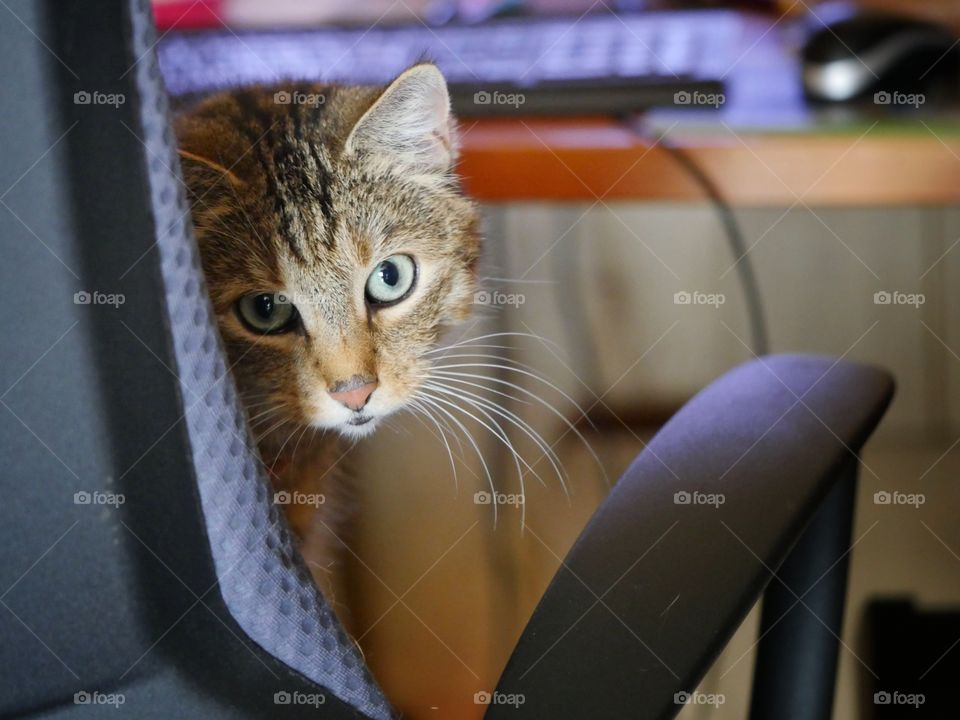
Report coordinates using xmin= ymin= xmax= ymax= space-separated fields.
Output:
xmin=174 ymin=64 xmax=481 ymax=601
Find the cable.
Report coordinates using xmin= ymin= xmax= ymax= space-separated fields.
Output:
xmin=551 ymin=125 xmax=771 ymax=409
xmin=654 ymin=132 xmax=770 ymax=357
xmin=551 ymin=206 xmax=606 ymax=394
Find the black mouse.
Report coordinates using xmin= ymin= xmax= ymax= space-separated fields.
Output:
xmin=802 ymin=12 xmax=960 ymax=103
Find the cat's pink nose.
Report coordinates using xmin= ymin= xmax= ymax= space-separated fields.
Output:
xmin=329 ymin=377 xmax=378 ymax=411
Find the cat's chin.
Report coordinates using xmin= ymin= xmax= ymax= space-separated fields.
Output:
xmin=336 ymin=417 xmax=380 ymax=439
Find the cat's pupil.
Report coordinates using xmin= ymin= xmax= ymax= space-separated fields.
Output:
xmin=254 ymin=294 xmax=274 ymax=319
xmin=378 ymin=261 xmax=399 ymax=287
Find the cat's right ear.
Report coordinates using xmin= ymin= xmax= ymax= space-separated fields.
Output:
xmin=344 ymin=63 xmax=456 ymax=173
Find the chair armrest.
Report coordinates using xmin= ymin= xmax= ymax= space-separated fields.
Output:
xmin=488 ymin=354 xmax=894 ymax=719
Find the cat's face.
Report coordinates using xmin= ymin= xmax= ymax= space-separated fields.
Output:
xmin=175 ymin=65 xmax=480 ymax=446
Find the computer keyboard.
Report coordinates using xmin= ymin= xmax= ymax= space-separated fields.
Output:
xmin=158 ymin=10 xmax=742 ymax=116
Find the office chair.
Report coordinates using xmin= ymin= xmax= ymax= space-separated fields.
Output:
xmin=0 ymin=1 xmax=893 ymax=717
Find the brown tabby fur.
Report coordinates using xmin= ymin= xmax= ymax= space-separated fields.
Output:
xmin=173 ymin=65 xmax=481 ymax=603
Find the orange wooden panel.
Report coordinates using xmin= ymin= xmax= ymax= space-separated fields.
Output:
xmin=458 ymin=118 xmax=960 ymax=206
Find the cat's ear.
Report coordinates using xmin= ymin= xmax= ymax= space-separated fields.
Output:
xmin=345 ymin=63 xmax=456 ymax=172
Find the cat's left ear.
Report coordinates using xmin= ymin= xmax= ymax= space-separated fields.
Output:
xmin=345 ymin=63 xmax=456 ymax=172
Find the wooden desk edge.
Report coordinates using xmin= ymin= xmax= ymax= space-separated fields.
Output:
xmin=458 ymin=119 xmax=960 ymax=206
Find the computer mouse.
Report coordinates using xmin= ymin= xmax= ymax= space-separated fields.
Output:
xmin=801 ymin=12 xmax=959 ymax=103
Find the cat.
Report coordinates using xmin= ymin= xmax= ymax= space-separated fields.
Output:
xmin=173 ymin=64 xmax=481 ymax=603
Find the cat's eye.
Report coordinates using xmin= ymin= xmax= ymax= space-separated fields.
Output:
xmin=236 ymin=292 xmax=299 ymax=334
xmin=365 ymin=254 xmax=417 ymax=307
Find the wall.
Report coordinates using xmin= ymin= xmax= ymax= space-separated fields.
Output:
xmin=346 ymin=202 xmax=960 ymax=718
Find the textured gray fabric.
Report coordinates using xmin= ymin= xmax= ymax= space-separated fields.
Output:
xmin=126 ymin=2 xmax=392 ymax=717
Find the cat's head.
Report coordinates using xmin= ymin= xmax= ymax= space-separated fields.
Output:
xmin=174 ymin=64 xmax=480 ymax=446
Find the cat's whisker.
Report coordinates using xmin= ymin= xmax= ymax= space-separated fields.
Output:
xmin=289 ymin=424 xmax=311 ymax=466
xmin=412 ymin=392 xmax=499 ymax=528
xmin=255 ymin=416 xmax=292 ymax=444
xmin=426 ymin=394 xmax=547 ymax=526
xmin=430 ymin=362 xmax=594 ymax=427
xmin=271 ymin=420 xmax=305 ymax=470
xmin=425 ymin=331 xmax=564 ymax=356
xmin=242 ymin=399 xmax=286 ymax=413
xmin=421 ymin=371 xmax=531 ymax=416
xmin=419 ymin=399 xmax=468 ymax=459
xmin=422 ymin=380 xmax=566 ymax=495
xmin=421 ymin=380 xmax=554 ymax=481
xmin=424 ymin=343 xmax=530 ymax=356
xmin=430 ymin=362 xmax=597 ymax=432
xmin=238 ymin=391 xmax=282 ymax=404
xmin=417 ymin=389 xmax=529 ymax=529
xmin=430 ymin=367 xmax=609 ymax=486
xmin=413 ymin=399 xmax=469 ymax=465
xmin=425 ymin=352 xmax=543 ymax=382
xmin=246 ymin=402 xmax=286 ymax=422
xmin=249 ymin=408 xmax=281 ymax=432
xmin=405 ymin=399 xmax=462 ymax=495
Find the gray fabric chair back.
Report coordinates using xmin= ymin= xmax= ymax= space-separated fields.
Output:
xmin=0 ymin=1 xmax=390 ymax=717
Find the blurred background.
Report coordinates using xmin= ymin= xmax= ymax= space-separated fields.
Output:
xmin=156 ymin=0 xmax=960 ymax=717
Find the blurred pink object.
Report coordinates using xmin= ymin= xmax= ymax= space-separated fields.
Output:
xmin=152 ymin=0 xmax=224 ymax=29
xmin=152 ymin=0 xmax=432 ymax=30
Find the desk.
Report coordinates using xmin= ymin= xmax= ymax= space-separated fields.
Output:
xmin=459 ymin=118 xmax=960 ymax=206
xmin=457 ymin=8 xmax=960 ymax=208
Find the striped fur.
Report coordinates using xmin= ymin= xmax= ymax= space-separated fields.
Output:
xmin=174 ymin=65 xmax=480 ymax=603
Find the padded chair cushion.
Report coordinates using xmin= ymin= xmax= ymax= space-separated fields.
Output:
xmin=126 ymin=1 xmax=390 ymax=716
